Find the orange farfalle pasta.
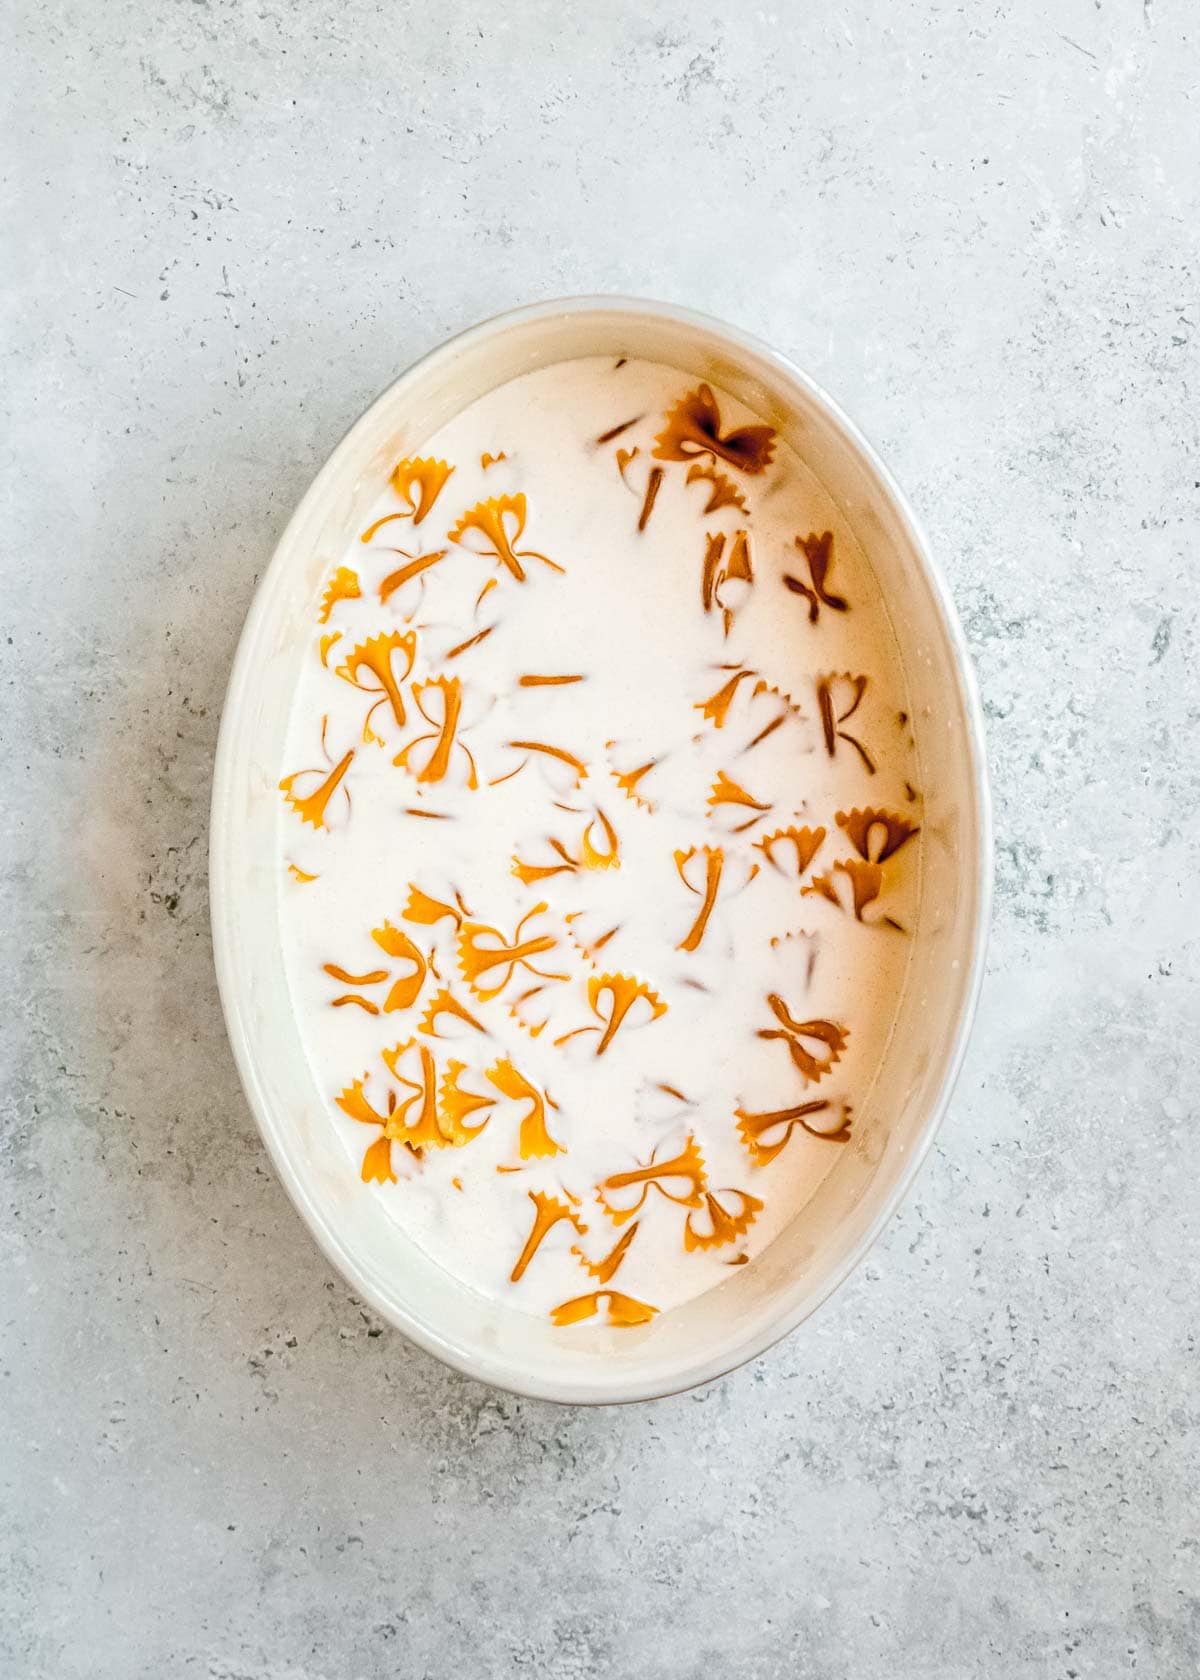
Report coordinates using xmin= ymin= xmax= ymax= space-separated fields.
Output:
xmin=511 ymin=1191 xmax=587 ymax=1283
xmin=653 ymin=384 xmax=776 ymax=475
xmin=458 ymin=905 xmax=565 ymax=1001
xmin=330 ymin=995 xmax=380 ymax=1015
xmin=609 ymin=756 xmax=657 ymax=810
xmin=371 ymin=920 xmax=428 ymax=1012
xmin=335 ymin=1073 xmax=392 ymax=1126
xmin=549 ymin=1290 xmax=658 ymax=1328
xmin=556 ymin=972 xmax=667 ymax=1057
xmin=816 ymin=673 xmax=875 ymax=773
xmin=417 ymin=986 xmax=485 ymax=1039
xmin=683 ymin=1188 xmax=764 ymax=1252
xmin=378 ymin=548 xmax=447 ymax=606
xmin=318 ymin=565 xmax=361 ymax=624
xmin=758 ymin=994 xmax=848 ymax=1083
xmin=685 ymin=462 xmax=749 ymax=514
xmin=563 ymin=912 xmax=621 ymax=964
xmin=580 ymin=808 xmax=620 ymax=870
xmin=749 ymin=672 xmax=801 ymax=711
xmin=403 ymin=884 xmax=470 ymax=930
xmin=755 ymin=825 xmax=826 ymax=877
xmin=335 ymin=1073 xmax=409 ymax=1182
xmin=745 ymin=714 xmax=785 ymax=752
xmin=390 ymin=456 xmax=455 ymax=525
xmin=695 ymin=667 xmax=755 ymax=728
xmin=322 ymin=919 xmax=429 ymax=1015
xmin=836 ymin=806 xmax=919 ymax=863
xmin=359 ymin=1135 xmax=397 ymax=1185
xmin=324 ymin=963 xmax=389 ymax=985
xmin=335 ymin=631 xmax=416 ymax=742
xmin=279 ymin=747 xmax=354 ymax=830
xmin=674 ymin=846 xmax=723 ymax=953
xmin=636 ymin=465 xmax=664 ymax=532
xmin=437 ymin=1060 xmax=496 ymax=1145
xmin=800 ymin=870 xmax=840 ymax=908
xmin=445 ymin=626 xmax=495 ymax=660
xmin=701 ymin=529 xmax=754 ymax=632
xmin=486 ymin=1057 xmax=563 ymax=1158
xmin=511 ymin=838 xmax=578 ymax=886
xmin=722 ymin=529 xmax=753 ymax=589
xmin=598 ymin=413 xmax=644 ymax=446
xmin=481 ymin=451 xmax=507 ymax=470
xmin=597 ymin=1133 xmax=707 ymax=1225
xmin=571 ymin=1222 xmax=639 ymax=1284
xmin=735 ymin=1098 xmax=853 ymax=1166
xmin=378 ymin=1040 xmax=493 ymax=1154
xmin=803 ymin=858 xmax=885 ymax=923
xmin=708 ymin=770 xmax=770 ymax=814
xmin=379 ymin=1040 xmax=442 ymax=1150
xmin=287 ymin=863 xmax=319 ymax=883
xmin=394 ymin=675 xmax=478 ymax=788
xmin=783 ymin=530 xmax=847 ymax=623
xmin=512 ymin=808 xmax=619 ymax=885
xmin=447 ymin=493 xmax=563 ymax=582
xmin=331 ymin=1068 xmax=396 ymax=1176
xmin=491 ymin=739 xmax=589 ymax=792
xmin=505 ymin=983 xmax=554 ymax=1040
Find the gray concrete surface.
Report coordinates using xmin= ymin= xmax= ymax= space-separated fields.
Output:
xmin=3 ymin=2 xmax=1198 ymax=1676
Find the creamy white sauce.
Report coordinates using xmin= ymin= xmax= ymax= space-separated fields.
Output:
xmin=277 ymin=356 xmax=921 ymax=1324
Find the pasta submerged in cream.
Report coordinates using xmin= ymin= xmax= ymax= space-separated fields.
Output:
xmin=278 ymin=357 xmax=921 ymax=1327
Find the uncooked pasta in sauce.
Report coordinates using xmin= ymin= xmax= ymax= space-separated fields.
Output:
xmin=278 ymin=357 xmax=922 ymax=1329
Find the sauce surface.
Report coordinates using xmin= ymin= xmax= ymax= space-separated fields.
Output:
xmin=277 ymin=356 xmax=921 ymax=1327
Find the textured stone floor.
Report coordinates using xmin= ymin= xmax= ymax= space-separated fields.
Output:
xmin=3 ymin=2 xmax=1198 ymax=1676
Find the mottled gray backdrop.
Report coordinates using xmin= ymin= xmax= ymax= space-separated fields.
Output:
xmin=3 ymin=2 xmax=1198 ymax=1676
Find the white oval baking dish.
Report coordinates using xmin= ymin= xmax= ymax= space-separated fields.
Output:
xmin=210 ymin=297 xmax=991 ymax=1404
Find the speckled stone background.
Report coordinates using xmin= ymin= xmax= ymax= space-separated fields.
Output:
xmin=4 ymin=2 xmax=1198 ymax=1676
